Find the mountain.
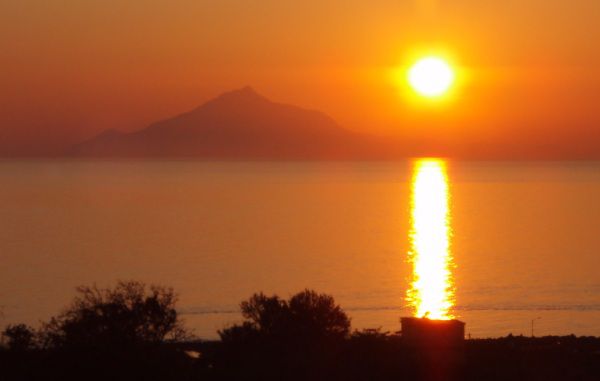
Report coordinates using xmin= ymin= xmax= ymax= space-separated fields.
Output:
xmin=70 ymin=87 xmax=387 ymax=159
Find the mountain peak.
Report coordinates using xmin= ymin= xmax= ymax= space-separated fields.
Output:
xmin=70 ymin=86 xmax=375 ymax=159
xmin=238 ymin=85 xmax=258 ymax=94
xmin=209 ymin=86 xmax=268 ymax=105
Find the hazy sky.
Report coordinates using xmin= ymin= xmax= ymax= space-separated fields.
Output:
xmin=2 ymin=0 xmax=600 ymax=156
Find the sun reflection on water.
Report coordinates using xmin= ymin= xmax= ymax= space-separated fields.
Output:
xmin=407 ymin=159 xmax=455 ymax=320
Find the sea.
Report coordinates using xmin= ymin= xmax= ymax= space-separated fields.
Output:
xmin=1 ymin=160 xmax=600 ymax=339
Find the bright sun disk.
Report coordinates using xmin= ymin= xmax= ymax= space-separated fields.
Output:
xmin=408 ymin=57 xmax=455 ymax=97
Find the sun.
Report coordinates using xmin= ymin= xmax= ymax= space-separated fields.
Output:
xmin=408 ymin=57 xmax=455 ymax=98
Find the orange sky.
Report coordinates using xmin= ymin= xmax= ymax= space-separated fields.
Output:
xmin=2 ymin=0 xmax=600 ymax=157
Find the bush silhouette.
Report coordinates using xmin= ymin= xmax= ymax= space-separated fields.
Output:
xmin=2 ymin=324 xmax=37 ymax=351
xmin=221 ymin=289 xmax=350 ymax=342
xmin=40 ymin=280 xmax=187 ymax=349
xmin=217 ymin=289 xmax=350 ymax=380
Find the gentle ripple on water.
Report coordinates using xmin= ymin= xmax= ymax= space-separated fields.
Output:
xmin=1 ymin=160 xmax=600 ymax=339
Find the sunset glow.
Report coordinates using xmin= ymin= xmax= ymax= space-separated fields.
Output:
xmin=407 ymin=159 xmax=455 ymax=320
xmin=5 ymin=1 xmax=600 ymax=376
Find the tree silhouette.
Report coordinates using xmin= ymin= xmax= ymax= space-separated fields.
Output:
xmin=223 ymin=289 xmax=350 ymax=342
xmin=1 ymin=324 xmax=37 ymax=351
xmin=217 ymin=289 xmax=350 ymax=381
xmin=287 ymin=289 xmax=351 ymax=339
xmin=40 ymin=280 xmax=188 ymax=349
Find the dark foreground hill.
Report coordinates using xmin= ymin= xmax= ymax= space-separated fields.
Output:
xmin=3 ymin=281 xmax=600 ymax=381
xmin=3 ymin=335 xmax=600 ymax=381
xmin=70 ymin=87 xmax=392 ymax=159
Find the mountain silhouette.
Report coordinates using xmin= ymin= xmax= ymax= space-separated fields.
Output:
xmin=70 ymin=87 xmax=386 ymax=159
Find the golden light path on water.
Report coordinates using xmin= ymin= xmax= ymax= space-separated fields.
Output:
xmin=407 ymin=159 xmax=455 ymax=320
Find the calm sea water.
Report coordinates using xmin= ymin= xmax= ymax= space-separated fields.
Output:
xmin=1 ymin=160 xmax=600 ymax=339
